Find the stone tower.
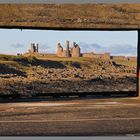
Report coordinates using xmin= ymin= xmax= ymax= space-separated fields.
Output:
xmin=30 ymin=43 xmax=34 ymax=52
xmin=66 ymin=40 xmax=70 ymax=57
xmin=57 ymin=43 xmax=63 ymax=57
xmin=56 ymin=41 xmax=81 ymax=57
xmin=29 ymin=43 xmax=39 ymax=53
xmin=36 ymin=43 xmax=39 ymax=53
xmin=71 ymin=42 xmax=81 ymax=57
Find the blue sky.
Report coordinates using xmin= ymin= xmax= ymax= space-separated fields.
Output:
xmin=0 ymin=29 xmax=137 ymax=56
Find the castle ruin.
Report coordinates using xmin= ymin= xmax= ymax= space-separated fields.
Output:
xmin=23 ymin=43 xmax=41 ymax=57
xmin=57 ymin=41 xmax=81 ymax=57
xmin=71 ymin=42 xmax=81 ymax=57
xmin=28 ymin=43 xmax=39 ymax=53
xmin=82 ymin=52 xmax=110 ymax=60
xmin=23 ymin=42 xmax=136 ymax=62
xmin=57 ymin=40 xmax=110 ymax=59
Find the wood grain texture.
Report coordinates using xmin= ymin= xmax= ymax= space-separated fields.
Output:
xmin=0 ymin=4 xmax=140 ymax=29
xmin=0 ymin=4 xmax=139 ymax=97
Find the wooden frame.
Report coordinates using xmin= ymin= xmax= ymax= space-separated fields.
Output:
xmin=0 ymin=3 xmax=139 ymax=97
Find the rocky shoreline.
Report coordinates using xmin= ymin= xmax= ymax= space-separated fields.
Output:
xmin=0 ymin=68 xmax=136 ymax=97
xmin=0 ymin=56 xmax=137 ymax=98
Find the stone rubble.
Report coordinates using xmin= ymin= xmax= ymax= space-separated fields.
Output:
xmin=0 ymin=58 xmax=136 ymax=97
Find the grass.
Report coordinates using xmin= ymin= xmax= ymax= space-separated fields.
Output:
xmin=0 ymin=54 xmax=87 ymax=70
xmin=0 ymin=54 xmax=38 ymax=72
xmin=37 ymin=55 xmax=100 ymax=69
xmin=37 ymin=55 xmax=93 ymax=63
xmin=0 ymin=54 xmax=37 ymax=62
xmin=114 ymin=59 xmax=137 ymax=67
xmin=0 ymin=54 xmax=137 ymax=74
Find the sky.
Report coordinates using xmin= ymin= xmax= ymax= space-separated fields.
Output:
xmin=0 ymin=29 xmax=138 ymax=56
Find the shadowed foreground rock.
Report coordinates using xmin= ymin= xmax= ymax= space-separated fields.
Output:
xmin=0 ymin=56 xmax=136 ymax=97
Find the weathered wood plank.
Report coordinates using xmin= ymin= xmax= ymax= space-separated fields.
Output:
xmin=0 ymin=3 xmax=140 ymax=97
xmin=0 ymin=4 xmax=140 ymax=29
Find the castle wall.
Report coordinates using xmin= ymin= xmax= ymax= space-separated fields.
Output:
xmin=62 ymin=50 xmax=67 ymax=57
xmin=126 ymin=57 xmax=137 ymax=61
xmin=57 ymin=43 xmax=63 ymax=57
xmin=29 ymin=43 xmax=39 ymax=53
xmin=56 ymin=41 xmax=81 ymax=58
xmin=36 ymin=44 xmax=39 ymax=53
xmin=66 ymin=41 xmax=71 ymax=57
xmin=111 ymin=56 xmax=137 ymax=61
xmin=111 ymin=56 xmax=127 ymax=61
xmin=83 ymin=52 xmax=110 ymax=59
xmin=71 ymin=46 xmax=80 ymax=57
xmin=82 ymin=53 xmax=95 ymax=58
xmin=83 ymin=53 xmax=102 ymax=58
xmin=102 ymin=53 xmax=110 ymax=60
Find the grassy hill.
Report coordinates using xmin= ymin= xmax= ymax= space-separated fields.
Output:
xmin=0 ymin=54 xmax=137 ymax=97
xmin=0 ymin=54 xmax=137 ymax=76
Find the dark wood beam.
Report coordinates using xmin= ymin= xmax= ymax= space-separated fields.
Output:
xmin=0 ymin=3 xmax=139 ymax=97
xmin=0 ymin=4 xmax=140 ymax=29
xmin=137 ymin=31 xmax=140 ymax=97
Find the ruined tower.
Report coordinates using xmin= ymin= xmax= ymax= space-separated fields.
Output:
xmin=66 ymin=40 xmax=70 ymax=57
xmin=36 ymin=43 xmax=39 ymax=53
xmin=30 ymin=43 xmax=34 ymax=52
xmin=57 ymin=43 xmax=63 ymax=57
xmin=71 ymin=42 xmax=81 ymax=57
xmin=56 ymin=41 xmax=81 ymax=57
xmin=29 ymin=43 xmax=39 ymax=53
